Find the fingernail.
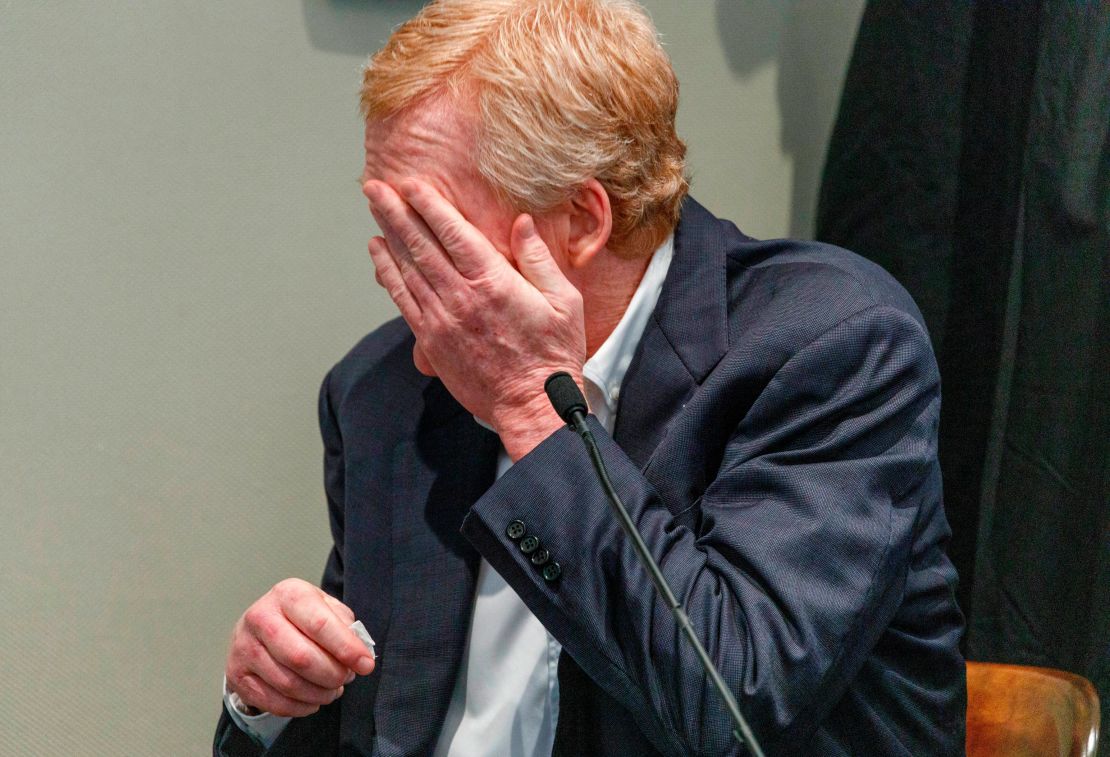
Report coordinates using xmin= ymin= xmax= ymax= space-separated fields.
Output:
xmin=334 ymin=686 xmax=345 ymax=701
xmin=344 ymin=671 xmax=356 ymax=684
xmin=356 ymin=656 xmax=374 ymax=675
xmin=520 ymin=215 xmax=536 ymax=239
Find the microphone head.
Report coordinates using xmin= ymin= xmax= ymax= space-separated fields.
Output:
xmin=544 ymin=371 xmax=588 ymax=424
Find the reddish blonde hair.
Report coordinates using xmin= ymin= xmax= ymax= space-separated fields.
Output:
xmin=360 ymin=0 xmax=688 ymax=257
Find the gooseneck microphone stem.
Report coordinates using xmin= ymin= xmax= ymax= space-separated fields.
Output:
xmin=544 ymin=372 xmax=765 ymax=757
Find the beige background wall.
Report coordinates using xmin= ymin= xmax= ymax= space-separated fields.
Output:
xmin=0 ymin=2 xmax=863 ymax=754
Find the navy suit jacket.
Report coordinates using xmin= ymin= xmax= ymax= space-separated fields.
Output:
xmin=215 ymin=198 xmax=966 ymax=756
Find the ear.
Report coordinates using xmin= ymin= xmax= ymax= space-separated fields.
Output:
xmin=565 ymin=178 xmax=612 ymax=269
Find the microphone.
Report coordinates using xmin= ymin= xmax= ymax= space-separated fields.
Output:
xmin=544 ymin=371 xmax=766 ymax=757
xmin=544 ymin=371 xmax=588 ymax=424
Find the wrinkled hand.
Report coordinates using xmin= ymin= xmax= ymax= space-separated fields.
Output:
xmin=364 ymin=178 xmax=586 ymax=460
xmin=225 ymin=578 xmax=375 ymax=718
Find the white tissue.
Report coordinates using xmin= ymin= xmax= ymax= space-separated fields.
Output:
xmin=349 ymin=620 xmax=376 ymax=659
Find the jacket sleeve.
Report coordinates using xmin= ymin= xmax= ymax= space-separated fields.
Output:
xmin=460 ymin=304 xmax=942 ymax=756
xmin=213 ymin=370 xmax=347 ymax=756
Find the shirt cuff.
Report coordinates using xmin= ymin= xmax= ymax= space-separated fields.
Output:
xmin=222 ymin=675 xmax=292 ymax=750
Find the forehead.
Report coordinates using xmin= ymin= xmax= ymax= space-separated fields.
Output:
xmin=363 ymin=104 xmax=475 ymax=186
xmin=361 ymin=102 xmax=516 ymax=247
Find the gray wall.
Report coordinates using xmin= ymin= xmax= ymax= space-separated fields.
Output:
xmin=0 ymin=2 xmax=862 ymax=754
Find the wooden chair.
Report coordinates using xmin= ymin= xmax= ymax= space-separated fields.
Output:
xmin=966 ymin=661 xmax=1101 ymax=757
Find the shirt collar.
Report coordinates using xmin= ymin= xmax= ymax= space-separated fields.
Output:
xmin=582 ymin=233 xmax=674 ymax=421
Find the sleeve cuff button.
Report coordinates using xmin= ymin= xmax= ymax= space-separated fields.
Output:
xmin=506 ymin=520 xmax=526 ymax=540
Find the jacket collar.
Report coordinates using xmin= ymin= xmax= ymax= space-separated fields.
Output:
xmin=651 ymin=196 xmax=731 ymax=382
xmin=613 ymin=196 xmax=731 ymax=467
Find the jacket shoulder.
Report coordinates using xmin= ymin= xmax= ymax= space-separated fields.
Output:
xmin=722 ymin=235 xmax=932 ymax=361
xmin=730 ymin=236 xmax=924 ymax=324
xmin=678 ymin=198 xmax=929 ymax=352
xmin=323 ymin=317 xmax=426 ymax=411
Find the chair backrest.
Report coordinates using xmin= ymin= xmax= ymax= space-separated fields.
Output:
xmin=966 ymin=661 xmax=1101 ymax=757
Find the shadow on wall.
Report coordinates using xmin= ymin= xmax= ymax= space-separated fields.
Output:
xmin=716 ymin=0 xmax=865 ymax=239
xmin=302 ymin=0 xmax=425 ymax=57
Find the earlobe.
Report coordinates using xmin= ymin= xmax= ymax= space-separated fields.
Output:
xmin=566 ymin=179 xmax=613 ymax=269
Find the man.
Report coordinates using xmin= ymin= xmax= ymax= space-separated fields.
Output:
xmin=215 ymin=0 xmax=966 ymax=754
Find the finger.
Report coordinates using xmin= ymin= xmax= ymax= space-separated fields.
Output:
xmin=372 ymin=212 xmax=438 ymax=308
xmin=235 ymin=672 xmax=329 ymax=719
xmin=244 ymin=607 xmax=353 ymax=688
xmin=283 ymin=594 xmax=376 ymax=676
xmin=366 ymin=180 xmax=458 ymax=293
xmin=398 ymin=178 xmax=508 ymax=281
xmin=510 ymin=214 xmax=575 ymax=299
xmin=243 ymin=639 xmax=346 ymax=706
xmin=266 ymin=631 xmax=353 ymax=688
xmin=382 ymin=183 xmax=466 ymax=292
xmin=322 ymin=595 xmax=355 ymax=625
xmin=369 ymin=236 xmax=422 ymax=328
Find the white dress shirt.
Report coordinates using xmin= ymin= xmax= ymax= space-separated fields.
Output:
xmin=225 ymin=235 xmax=674 ymax=754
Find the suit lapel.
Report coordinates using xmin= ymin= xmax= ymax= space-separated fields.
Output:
xmin=372 ymin=380 xmax=500 ymax=755
xmin=614 ymin=198 xmax=731 ymax=503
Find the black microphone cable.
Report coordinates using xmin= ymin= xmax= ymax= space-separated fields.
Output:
xmin=544 ymin=371 xmax=766 ymax=757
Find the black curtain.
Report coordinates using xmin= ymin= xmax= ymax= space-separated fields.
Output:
xmin=817 ymin=0 xmax=1109 ymax=727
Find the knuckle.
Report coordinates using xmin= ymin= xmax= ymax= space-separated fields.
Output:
xmin=286 ymin=647 xmax=314 ymax=672
xmin=307 ymin=612 xmax=329 ymax=636
xmin=270 ymin=673 xmax=300 ymax=699
xmin=518 ymin=242 xmax=543 ymax=262
xmin=307 ymin=690 xmax=335 ymax=709
xmin=226 ymin=663 xmax=248 ymax=688
xmin=279 ymin=676 xmax=313 ymax=699
xmin=238 ymin=675 xmax=266 ymax=706
xmin=272 ymin=578 xmax=303 ymax=602
xmin=259 ymin=618 xmax=284 ymax=646
xmin=386 ymin=282 xmax=409 ymax=304
xmin=243 ymin=638 xmax=267 ymax=667
xmin=470 ymin=271 xmax=496 ymax=292
xmin=241 ymin=606 xmax=265 ymax=634
xmin=275 ymin=660 xmax=302 ymax=687
xmin=400 ymin=228 xmax=425 ymax=254
xmin=323 ymin=668 xmax=348 ymax=689
xmin=472 ymin=273 xmax=505 ymax=301
xmin=340 ymin=644 xmax=363 ymax=668
xmin=245 ymin=611 xmax=281 ymax=645
xmin=439 ymin=220 xmax=465 ymax=249
xmin=321 ymin=680 xmax=345 ymax=697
